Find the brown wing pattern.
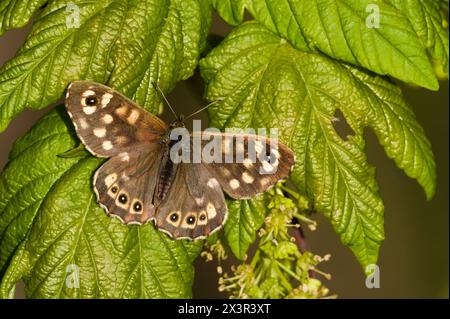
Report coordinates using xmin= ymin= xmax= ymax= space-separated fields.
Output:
xmin=93 ymin=144 xmax=163 ymax=224
xmin=194 ymin=132 xmax=295 ymax=199
xmin=65 ymin=80 xmax=168 ymax=157
xmin=154 ymin=163 xmax=228 ymax=239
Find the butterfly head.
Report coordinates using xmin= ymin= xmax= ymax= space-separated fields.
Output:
xmin=170 ymin=116 xmax=186 ymax=128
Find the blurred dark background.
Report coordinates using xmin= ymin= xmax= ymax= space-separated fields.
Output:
xmin=0 ymin=13 xmax=448 ymax=299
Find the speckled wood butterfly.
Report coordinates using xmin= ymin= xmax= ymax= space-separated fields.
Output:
xmin=65 ymin=81 xmax=295 ymax=239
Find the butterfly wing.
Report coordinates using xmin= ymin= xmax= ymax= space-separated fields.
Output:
xmin=93 ymin=143 xmax=163 ymax=224
xmin=154 ymin=163 xmax=228 ymax=239
xmin=65 ymin=81 xmax=294 ymax=239
xmin=195 ymin=132 xmax=295 ymax=199
xmin=65 ymin=80 xmax=168 ymax=157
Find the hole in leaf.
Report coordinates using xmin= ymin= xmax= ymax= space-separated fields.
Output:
xmin=332 ymin=109 xmax=355 ymax=141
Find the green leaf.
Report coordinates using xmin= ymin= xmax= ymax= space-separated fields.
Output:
xmin=211 ymin=0 xmax=439 ymax=90
xmin=0 ymin=107 xmax=202 ymax=298
xmin=200 ymin=21 xmax=436 ymax=269
xmin=210 ymin=0 xmax=247 ymax=26
xmin=0 ymin=108 xmax=81 ymax=273
xmin=211 ymin=0 xmax=309 ymax=50
xmin=0 ymin=0 xmax=211 ymax=132
xmin=0 ymin=0 xmax=210 ymax=297
xmin=224 ymin=196 xmax=267 ymax=260
xmin=0 ymin=0 xmax=47 ymax=36
xmin=345 ymin=66 xmax=437 ymax=199
xmin=387 ymin=0 xmax=449 ymax=78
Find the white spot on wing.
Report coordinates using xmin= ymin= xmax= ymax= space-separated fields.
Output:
xmin=83 ymin=106 xmax=96 ymax=115
xmin=229 ymin=179 xmax=240 ymax=190
xmin=105 ymin=173 xmax=118 ymax=188
xmin=102 ymin=140 xmax=113 ymax=151
xmin=255 ymin=140 xmax=264 ymax=154
xmin=236 ymin=141 xmax=245 ymax=153
xmin=82 ymin=90 xmax=95 ymax=97
xmin=167 ymin=211 xmax=181 ymax=227
xmin=243 ymin=158 xmax=253 ymax=169
xmin=119 ymin=152 xmax=130 ymax=162
xmin=107 ymin=183 xmax=118 ymax=198
xmin=127 ymin=109 xmax=140 ymax=124
xmin=242 ymin=172 xmax=254 ymax=184
xmin=206 ymin=203 xmax=217 ymax=219
xmin=262 ymin=161 xmax=274 ymax=173
xmin=115 ymin=105 xmax=128 ymax=116
xmin=260 ymin=177 xmax=271 ymax=187
xmin=93 ymin=127 xmax=106 ymax=137
xmin=79 ymin=118 xmax=89 ymax=129
xmin=207 ymin=178 xmax=219 ymax=189
xmin=101 ymin=93 xmax=113 ymax=108
xmin=102 ymin=114 xmax=113 ymax=124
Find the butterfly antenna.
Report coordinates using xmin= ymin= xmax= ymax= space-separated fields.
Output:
xmin=152 ymin=82 xmax=178 ymax=120
xmin=184 ymin=100 xmax=222 ymax=121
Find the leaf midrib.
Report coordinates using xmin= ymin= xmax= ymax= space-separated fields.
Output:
xmin=289 ymin=54 xmax=382 ymax=260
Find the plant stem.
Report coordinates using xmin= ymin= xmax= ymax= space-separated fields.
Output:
xmin=291 ymin=225 xmax=316 ymax=279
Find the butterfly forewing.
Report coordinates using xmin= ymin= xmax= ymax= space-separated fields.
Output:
xmin=195 ymin=132 xmax=295 ymax=199
xmin=65 ymin=80 xmax=168 ymax=157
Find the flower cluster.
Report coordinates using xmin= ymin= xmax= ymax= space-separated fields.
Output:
xmin=204 ymin=185 xmax=333 ymax=298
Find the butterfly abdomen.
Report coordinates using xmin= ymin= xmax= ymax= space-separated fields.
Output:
xmin=154 ymin=146 xmax=178 ymax=205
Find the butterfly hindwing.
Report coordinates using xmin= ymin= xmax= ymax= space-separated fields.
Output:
xmin=154 ymin=163 xmax=228 ymax=239
xmin=93 ymin=143 xmax=163 ymax=224
xmin=65 ymin=80 xmax=168 ymax=157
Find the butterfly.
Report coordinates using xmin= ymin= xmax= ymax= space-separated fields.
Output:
xmin=65 ymin=81 xmax=295 ymax=239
